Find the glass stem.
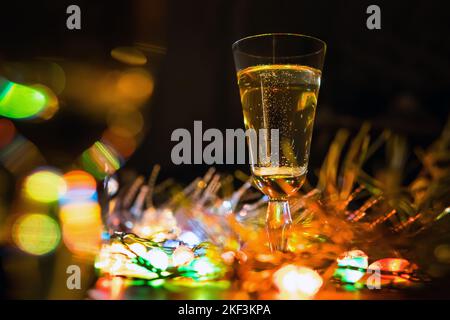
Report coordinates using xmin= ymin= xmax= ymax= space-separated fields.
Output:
xmin=266 ymin=200 xmax=292 ymax=252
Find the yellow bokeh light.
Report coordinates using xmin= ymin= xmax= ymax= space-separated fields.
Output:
xmin=31 ymin=84 xmax=59 ymax=120
xmin=116 ymin=68 xmax=153 ymax=101
xmin=435 ymin=244 xmax=450 ymax=264
xmin=24 ymin=169 xmax=66 ymax=203
xmin=12 ymin=214 xmax=61 ymax=255
xmin=111 ymin=46 xmax=147 ymax=66
xmin=60 ymin=201 xmax=102 ymax=258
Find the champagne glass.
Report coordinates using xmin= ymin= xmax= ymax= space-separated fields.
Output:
xmin=232 ymin=33 xmax=326 ymax=251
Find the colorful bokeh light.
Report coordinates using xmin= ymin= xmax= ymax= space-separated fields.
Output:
xmin=0 ymin=118 xmax=16 ymax=149
xmin=59 ymin=201 xmax=103 ymax=258
xmin=368 ymin=258 xmax=412 ymax=273
xmin=30 ymin=84 xmax=59 ymax=120
xmin=59 ymin=170 xmax=102 ymax=258
xmin=102 ymin=129 xmax=137 ymax=159
xmin=61 ymin=170 xmax=97 ymax=202
xmin=23 ymin=168 xmax=66 ymax=203
xmin=111 ymin=46 xmax=148 ymax=66
xmin=81 ymin=141 xmax=122 ymax=179
xmin=12 ymin=213 xmax=61 ymax=255
xmin=107 ymin=110 xmax=144 ymax=138
xmin=116 ymin=68 xmax=153 ymax=101
xmin=434 ymin=244 xmax=450 ymax=264
xmin=0 ymin=78 xmax=55 ymax=119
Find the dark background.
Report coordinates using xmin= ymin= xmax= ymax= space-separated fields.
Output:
xmin=0 ymin=0 xmax=449 ymax=182
xmin=1 ymin=0 xmax=450 ymax=300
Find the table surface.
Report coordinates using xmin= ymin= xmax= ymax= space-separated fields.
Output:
xmin=87 ymin=276 xmax=450 ymax=300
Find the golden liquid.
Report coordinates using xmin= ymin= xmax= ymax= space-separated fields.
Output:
xmin=237 ymin=64 xmax=321 ymax=199
xmin=253 ymin=167 xmax=306 ymax=199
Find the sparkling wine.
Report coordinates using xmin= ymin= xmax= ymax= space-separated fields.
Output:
xmin=253 ymin=166 xmax=306 ymax=199
xmin=237 ymin=64 xmax=321 ymax=199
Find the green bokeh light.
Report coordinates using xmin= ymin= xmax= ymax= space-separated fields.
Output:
xmin=0 ymin=79 xmax=48 ymax=119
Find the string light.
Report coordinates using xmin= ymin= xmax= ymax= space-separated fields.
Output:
xmin=273 ymin=265 xmax=323 ymax=299
xmin=172 ymin=246 xmax=194 ymax=267
xmin=188 ymin=257 xmax=218 ymax=278
xmin=368 ymin=258 xmax=412 ymax=273
xmin=179 ymin=231 xmax=201 ymax=247
xmin=334 ymin=250 xmax=368 ymax=283
xmin=143 ymin=248 xmax=169 ymax=271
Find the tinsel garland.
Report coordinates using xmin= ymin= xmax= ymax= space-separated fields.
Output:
xmin=93 ymin=119 xmax=450 ymax=299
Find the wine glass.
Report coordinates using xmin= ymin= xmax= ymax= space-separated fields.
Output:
xmin=232 ymin=33 xmax=326 ymax=251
